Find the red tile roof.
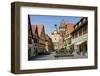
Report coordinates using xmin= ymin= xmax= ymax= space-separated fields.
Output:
xmin=65 ymin=23 xmax=74 ymax=33
xmin=37 ymin=24 xmax=44 ymax=37
xmin=31 ymin=24 xmax=45 ymax=38
xmin=31 ymin=25 xmax=37 ymax=34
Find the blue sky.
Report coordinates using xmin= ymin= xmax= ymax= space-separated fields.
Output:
xmin=30 ymin=15 xmax=81 ymax=37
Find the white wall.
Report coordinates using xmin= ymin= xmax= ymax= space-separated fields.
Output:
xmin=0 ymin=0 xmax=100 ymax=76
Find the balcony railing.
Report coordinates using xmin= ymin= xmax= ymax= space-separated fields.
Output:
xmin=72 ymin=34 xmax=87 ymax=44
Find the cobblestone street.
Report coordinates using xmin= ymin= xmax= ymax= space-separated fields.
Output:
xmin=29 ymin=51 xmax=88 ymax=60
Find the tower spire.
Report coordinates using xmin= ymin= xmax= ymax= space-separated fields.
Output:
xmin=54 ymin=24 xmax=58 ymax=31
xmin=60 ymin=19 xmax=65 ymax=28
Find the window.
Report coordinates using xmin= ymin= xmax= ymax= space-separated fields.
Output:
xmin=66 ymin=34 xmax=69 ymax=38
xmin=74 ymin=32 xmax=77 ymax=38
xmin=79 ymin=29 xmax=82 ymax=36
xmin=83 ymin=18 xmax=86 ymax=23
xmin=74 ymin=25 xmax=78 ymax=29
xmin=68 ymin=39 xmax=71 ymax=44
xmin=34 ymin=38 xmax=37 ymax=43
xmin=79 ymin=22 xmax=82 ymax=26
xmin=83 ymin=26 xmax=87 ymax=34
xmin=28 ymin=38 xmax=32 ymax=44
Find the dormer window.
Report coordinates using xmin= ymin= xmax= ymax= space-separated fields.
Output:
xmin=83 ymin=18 xmax=86 ymax=23
xmin=79 ymin=22 xmax=81 ymax=26
xmin=75 ymin=25 xmax=78 ymax=29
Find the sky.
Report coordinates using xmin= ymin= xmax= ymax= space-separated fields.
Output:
xmin=30 ymin=15 xmax=81 ymax=37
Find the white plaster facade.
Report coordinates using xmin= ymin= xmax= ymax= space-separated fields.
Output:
xmin=51 ymin=31 xmax=60 ymax=50
xmin=72 ymin=33 xmax=87 ymax=53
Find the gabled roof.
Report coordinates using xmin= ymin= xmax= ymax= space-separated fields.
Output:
xmin=32 ymin=25 xmax=38 ymax=35
xmin=31 ymin=24 xmax=46 ymax=38
xmin=31 ymin=25 xmax=37 ymax=35
xmin=37 ymin=24 xmax=44 ymax=37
